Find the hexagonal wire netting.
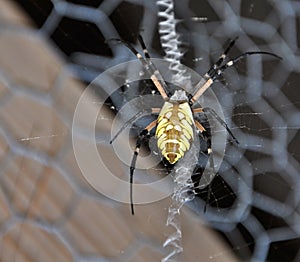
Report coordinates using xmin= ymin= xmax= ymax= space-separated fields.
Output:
xmin=3 ymin=0 xmax=300 ymax=261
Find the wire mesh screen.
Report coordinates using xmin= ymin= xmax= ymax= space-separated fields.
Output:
xmin=1 ymin=0 xmax=300 ymax=261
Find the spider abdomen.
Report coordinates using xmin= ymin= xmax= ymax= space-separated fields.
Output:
xmin=155 ymin=101 xmax=194 ymax=164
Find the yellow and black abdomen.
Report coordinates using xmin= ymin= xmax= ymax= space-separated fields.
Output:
xmin=155 ymin=101 xmax=195 ymax=164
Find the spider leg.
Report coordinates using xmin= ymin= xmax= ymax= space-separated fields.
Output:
xmin=110 ymin=108 xmax=160 ymax=144
xmin=130 ymin=120 xmax=157 ymax=215
xmin=194 ymin=120 xmax=215 ymax=212
xmin=204 ymin=146 xmax=215 ymax=213
xmin=207 ymin=36 xmax=239 ymax=75
xmin=192 ymin=108 xmax=204 ymax=114
xmin=188 ymin=77 xmax=213 ymax=105
xmin=137 ymin=34 xmax=175 ymax=98
xmin=213 ymin=51 xmax=282 ymax=77
xmin=189 ymin=38 xmax=281 ymax=105
xmin=194 ymin=117 xmax=206 ymax=132
xmin=188 ymin=37 xmax=238 ymax=104
xmin=194 ymin=106 xmax=237 ymax=143
xmin=109 ymin=37 xmax=172 ymax=100
xmin=202 ymin=107 xmax=239 ymax=144
xmin=137 ymin=34 xmax=151 ymax=59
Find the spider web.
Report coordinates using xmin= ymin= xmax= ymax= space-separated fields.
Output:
xmin=2 ymin=0 xmax=300 ymax=261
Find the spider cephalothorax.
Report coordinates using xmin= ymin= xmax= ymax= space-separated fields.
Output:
xmin=109 ymin=35 xmax=281 ymax=214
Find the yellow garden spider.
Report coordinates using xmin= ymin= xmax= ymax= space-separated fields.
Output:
xmin=110 ymin=35 xmax=281 ymax=214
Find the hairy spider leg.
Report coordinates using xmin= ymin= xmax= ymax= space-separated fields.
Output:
xmin=189 ymin=39 xmax=281 ymax=104
xmin=204 ymin=147 xmax=215 ymax=212
xmin=110 ymin=37 xmax=172 ymax=100
xmin=194 ymin=117 xmax=206 ymax=132
xmin=194 ymin=108 xmax=237 ymax=211
xmin=130 ymin=120 xmax=157 ymax=215
xmin=137 ymin=34 xmax=151 ymax=59
xmin=201 ymin=129 xmax=215 ymax=212
xmin=137 ymin=34 xmax=173 ymax=98
xmin=202 ymin=107 xmax=239 ymax=144
xmin=208 ymin=36 xmax=239 ymax=74
xmin=215 ymin=51 xmax=282 ymax=75
xmin=194 ymin=119 xmax=215 ymax=212
xmin=193 ymin=107 xmax=239 ymax=144
xmin=188 ymin=37 xmax=238 ymax=104
xmin=110 ymin=108 xmax=160 ymax=144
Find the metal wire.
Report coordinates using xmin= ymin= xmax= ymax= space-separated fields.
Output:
xmin=2 ymin=0 xmax=300 ymax=261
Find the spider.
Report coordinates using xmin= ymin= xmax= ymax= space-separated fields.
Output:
xmin=109 ymin=35 xmax=281 ymax=214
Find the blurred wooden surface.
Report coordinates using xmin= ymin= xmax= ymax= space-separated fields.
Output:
xmin=0 ymin=1 xmax=239 ymax=261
